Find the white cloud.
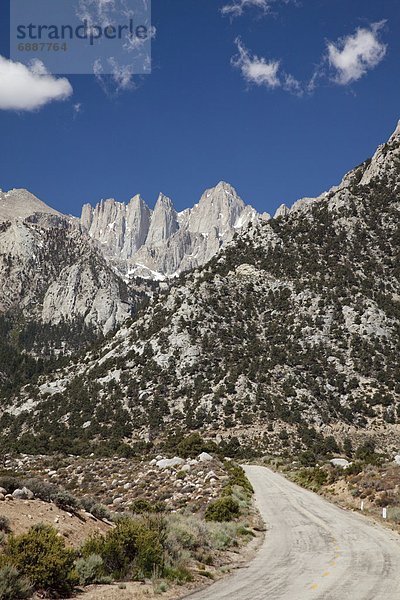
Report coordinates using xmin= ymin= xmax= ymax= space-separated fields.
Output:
xmin=93 ymin=58 xmax=135 ymax=94
xmin=327 ymin=21 xmax=387 ymax=85
xmin=109 ymin=58 xmax=134 ymax=89
xmin=232 ymin=38 xmax=280 ymax=88
xmin=77 ymin=0 xmax=117 ymax=28
xmin=283 ymin=73 xmax=303 ymax=95
xmin=222 ymin=0 xmax=290 ymax=18
xmin=0 ymin=56 xmax=72 ymax=111
xmin=232 ymin=38 xmax=304 ymax=95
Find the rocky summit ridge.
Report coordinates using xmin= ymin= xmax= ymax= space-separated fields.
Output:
xmin=81 ymin=181 xmax=267 ymax=280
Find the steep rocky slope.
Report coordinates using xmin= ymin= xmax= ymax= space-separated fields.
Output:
xmin=2 ymin=123 xmax=400 ymax=455
xmin=0 ymin=183 xmax=263 ymax=395
xmin=0 ymin=190 xmax=134 ymax=394
xmin=81 ymin=181 xmax=266 ymax=279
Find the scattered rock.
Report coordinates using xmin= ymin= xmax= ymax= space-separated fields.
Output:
xmin=156 ymin=457 xmax=185 ymax=469
xmin=330 ymin=458 xmax=350 ymax=469
xmin=198 ymin=452 xmax=213 ymax=462
xmin=204 ymin=470 xmax=218 ymax=481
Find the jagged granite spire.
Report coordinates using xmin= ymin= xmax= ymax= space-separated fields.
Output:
xmin=81 ymin=182 xmax=263 ymax=279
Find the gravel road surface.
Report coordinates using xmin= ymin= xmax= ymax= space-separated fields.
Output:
xmin=188 ymin=465 xmax=400 ymax=600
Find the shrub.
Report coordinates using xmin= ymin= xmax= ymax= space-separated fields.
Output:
xmin=207 ymin=522 xmax=240 ymax=549
xmin=81 ymin=498 xmax=110 ymax=521
xmin=293 ymin=467 xmax=328 ymax=492
xmin=224 ymin=463 xmax=254 ymax=497
xmin=75 ymin=554 xmax=111 ymax=586
xmin=0 ymin=518 xmax=11 ymax=534
xmin=21 ymin=479 xmax=57 ymax=503
xmin=81 ymin=516 xmax=165 ymax=580
xmin=165 ymin=514 xmax=208 ymax=554
xmin=90 ymin=504 xmax=111 ymax=521
xmin=355 ymin=441 xmax=381 ymax=465
xmin=177 ymin=433 xmax=214 ymax=459
xmin=163 ymin=563 xmax=193 ymax=583
xmin=0 ymin=524 xmax=76 ymax=596
xmin=0 ymin=479 xmax=22 ymax=496
xmin=52 ymin=490 xmax=80 ymax=512
xmin=0 ymin=566 xmax=31 ymax=600
xmin=130 ymin=499 xmax=165 ymax=514
xmin=205 ymin=497 xmax=240 ymax=522
xmin=389 ymin=507 xmax=400 ymax=524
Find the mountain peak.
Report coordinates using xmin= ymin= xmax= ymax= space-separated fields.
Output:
xmin=390 ymin=119 xmax=400 ymax=141
xmin=145 ymin=193 xmax=179 ymax=246
xmin=0 ymin=188 xmax=60 ymax=222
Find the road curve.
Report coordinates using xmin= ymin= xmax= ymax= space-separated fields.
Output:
xmin=188 ymin=465 xmax=400 ymax=600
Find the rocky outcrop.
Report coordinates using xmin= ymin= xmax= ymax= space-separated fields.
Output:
xmin=81 ymin=181 xmax=266 ymax=279
xmin=0 ymin=194 xmax=131 ymax=344
xmin=81 ymin=194 xmax=151 ymax=259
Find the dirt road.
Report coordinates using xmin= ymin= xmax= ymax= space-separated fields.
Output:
xmin=188 ymin=465 xmax=400 ymax=600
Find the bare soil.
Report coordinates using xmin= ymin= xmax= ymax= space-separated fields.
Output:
xmin=0 ymin=498 xmax=111 ymax=547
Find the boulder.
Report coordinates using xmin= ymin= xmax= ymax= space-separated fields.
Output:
xmin=198 ymin=452 xmax=213 ymax=462
xmin=204 ymin=470 xmax=218 ymax=481
xmin=156 ymin=457 xmax=185 ymax=469
xmin=12 ymin=487 xmax=34 ymax=500
xmin=0 ymin=487 xmax=7 ymax=495
xmin=0 ymin=493 xmax=4 ymax=501
xmin=394 ymin=455 xmax=400 ymax=466
xmin=330 ymin=458 xmax=350 ymax=469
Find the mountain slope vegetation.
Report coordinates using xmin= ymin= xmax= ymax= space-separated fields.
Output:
xmin=1 ymin=125 xmax=400 ymax=456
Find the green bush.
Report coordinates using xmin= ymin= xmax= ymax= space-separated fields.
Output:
xmin=21 ymin=479 xmax=57 ymax=503
xmin=81 ymin=516 xmax=165 ymax=580
xmin=355 ymin=440 xmax=381 ymax=465
xmin=205 ymin=497 xmax=240 ymax=522
xmin=130 ymin=499 xmax=165 ymax=514
xmin=81 ymin=498 xmax=110 ymax=521
xmin=52 ymin=490 xmax=80 ymax=512
xmin=0 ymin=518 xmax=11 ymax=534
xmin=90 ymin=504 xmax=111 ymax=521
xmin=0 ymin=478 xmax=22 ymax=496
xmin=0 ymin=566 xmax=31 ymax=600
xmin=293 ymin=467 xmax=328 ymax=491
xmin=224 ymin=463 xmax=254 ymax=497
xmin=75 ymin=554 xmax=111 ymax=586
xmin=0 ymin=524 xmax=76 ymax=596
xmin=0 ymin=475 xmax=22 ymax=494
xmin=177 ymin=433 xmax=215 ymax=459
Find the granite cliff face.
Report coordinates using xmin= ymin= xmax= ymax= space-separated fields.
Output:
xmin=81 ymin=181 xmax=267 ymax=279
xmin=0 ymin=189 xmax=131 ymax=347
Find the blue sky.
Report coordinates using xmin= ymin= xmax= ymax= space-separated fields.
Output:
xmin=0 ymin=0 xmax=399 ymax=217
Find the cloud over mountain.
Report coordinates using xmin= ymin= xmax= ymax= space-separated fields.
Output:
xmin=0 ymin=56 xmax=73 ymax=111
